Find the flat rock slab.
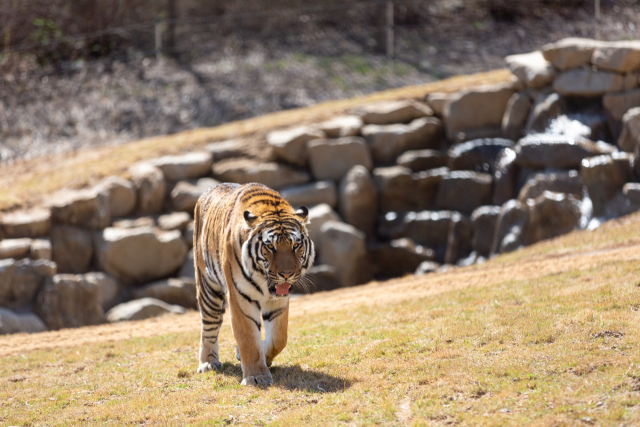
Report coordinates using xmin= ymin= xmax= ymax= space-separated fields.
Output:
xmin=618 ymin=106 xmax=640 ymax=153
xmin=505 ymin=51 xmax=555 ymax=89
xmin=369 ymin=237 xmax=435 ymax=278
xmin=279 ymin=181 xmax=338 ymax=209
xmin=581 ymin=153 xmax=634 ymax=216
xmin=171 ymin=178 xmax=218 ymax=213
xmin=95 ymin=227 xmax=188 ymax=285
xmin=0 ymin=238 xmax=32 ymax=260
xmin=515 ymin=135 xmax=613 ymax=170
xmin=527 ymin=191 xmax=582 ymax=245
xmin=553 ymin=69 xmax=628 ymax=96
xmin=0 ymin=258 xmax=57 ymax=310
xmin=48 ymin=188 xmax=110 ymax=229
xmin=267 ymin=126 xmax=325 ymax=167
xmin=444 ymin=83 xmax=514 ymax=141
xmin=316 ymin=116 xmax=363 ymax=138
xmin=307 ymin=137 xmax=373 ymax=181
xmin=362 ymin=117 xmax=442 ymax=165
xmin=592 ymin=41 xmax=640 ymax=73
xmin=0 ymin=209 xmax=51 ymax=239
xmin=0 ymin=308 xmax=47 ymax=335
xmin=94 ymin=176 xmax=137 ymax=218
xmin=623 ymin=183 xmax=640 ymax=204
xmin=373 ymin=166 xmax=447 ymax=213
xmin=518 ymin=171 xmax=584 ymax=202
xmin=318 ymin=221 xmax=368 ymax=287
xmin=35 ymin=274 xmax=106 ymax=330
xmin=471 ymin=205 xmax=502 ymax=257
xmin=303 ymin=265 xmax=341 ymax=293
xmin=396 ymin=149 xmax=447 ymax=172
xmin=213 ymin=159 xmax=310 ymax=190
xmin=150 ymin=152 xmax=214 ymax=181
xmin=129 ymin=163 xmax=167 ymax=215
xmin=50 ymin=225 xmax=93 ymax=274
xmin=106 ymin=297 xmax=186 ymax=322
xmin=157 ymin=212 xmax=191 ymax=231
xmin=434 ymin=171 xmax=493 ymax=213
xmin=354 ymin=100 xmax=432 ymax=125
xmin=541 ymin=37 xmax=605 ymax=70
xmin=447 ymin=138 xmax=514 ymax=174
xmin=30 ymin=238 xmax=52 ymax=261
xmin=206 ymin=140 xmax=246 ymax=161
xmin=133 ymin=278 xmax=197 ymax=309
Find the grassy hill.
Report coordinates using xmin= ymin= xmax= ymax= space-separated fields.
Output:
xmin=2 ymin=210 xmax=640 ymax=426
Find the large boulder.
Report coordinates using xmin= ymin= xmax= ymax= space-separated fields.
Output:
xmin=339 ymin=166 xmax=378 ymax=240
xmin=541 ymin=38 xmax=604 ymax=70
xmin=369 ymin=238 xmax=435 ymax=278
xmin=525 ymin=92 xmax=566 ymax=133
xmin=206 ymin=139 xmax=246 ymax=161
xmin=362 ymin=117 xmax=442 ymax=165
xmin=603 ymin=88 xmax=640 ymax=139
xmin=51 ymin=225 xmax=94 ymax=274
xmin=0 ymin=238 xmax=32 ymax=260
xmin=133 ymin=278 xmax=197 ymax=309
xmin=48 ymin=188 xmax=110 ymax=229
xmin=106 ymin=298 xmax=186 ymax=322
xmin=30 ymin=238 xmax=52 ymax=261
xmin=493 ymin=148 xmax=519 ymax=206
xmin=157 ymin=212 xmax=191 ymax=231
xmin=514 ymin=134 xmax=613 ymax=170
xmin=94 ymin=176 xmax=136 ymax=218
xmin=212 ymin=159 xmax=309 ymax=190
xmin=279 ymin=181 xmax=338 ymax=209
xmin=425 ymin=92 xmax=455 ymax=117
xmin=379 ymin=210 xmax=454 ymax=262
xmin=396 ymin=149 xmax=447 ymax=172
xmin=443 ymin=83 xmax=515 ymax=141
xmin=518 ymin=170 xmax=584 ymax=202
xmin=471 ymin=206 xmax=501 ymax=257
xmin=150 ymin=152 xmax=214 ymax=181
xmin=0 ymin=308 xmax=47 ymax=334
xmin=553 ymin=69 xmax=627 ymax=97
xmin=95 ymin=227 xmax=188 ymax=285
xmin=618 ymin=107 xmax=640 ymax=153
xmin=307 ymin=137 xmax=373 ymax=181
xmin=505 ymin=51 xmax=555 ymax=89
xmin=581 ymin=153 xmax=634 ymax=217
xmin=624 ymin=183 xmax=640 ymax=204
xmin=434 ymin=171 xmax=493 ymax=214
xmin=444 ymin=214 xmax=473 ymax=265
xmin=318 ymin=221 xmax=369 ymax=287
xmin=304 ymin=204 xmax=341 ymax=257
xmin=526 ymin=192 xmax=582 ymax=244
xmin=0 ymin=209 xmax=51 ymax=239
xmin=267 ymin=126 xmax=325 ymax=167
xmin=502 ymin=92 xmax=532 ymax=141
xmin=591 ymin=41 xmax=640 ymax=73
xmin=34 ymin=274 xmax=106 ymax=330
xmin=170 ymin=177 xmax=219 ymax=213
xmin=129 ymin=162 xmax=167 ymax=215
xmin=0 ymin=258 xmax=56 ymax=309
xmin=178 ymin=249 xmax=195 ymax=280
xmin=373 ymin=166 xmax=447 ymax=213
xmin=303 ymin=265 xmax=341 ymax=293
xmin=85 ymin=272 xmax=122 ymax=312
xmin=316 ymin=116 xmax=363 ymax=138
xmin=447 ymin=138 xmax=515 ymax=174
xmin=492 ymin=200 xmax=530 ymax=254
xmin=355 ymin=100 xmax=432 ymax=125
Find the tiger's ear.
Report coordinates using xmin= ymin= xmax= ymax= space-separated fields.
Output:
xmin=295 ymin=206 xmax=309 ymax=223
xmin=243 ymin=210 xmax=258 ymax=227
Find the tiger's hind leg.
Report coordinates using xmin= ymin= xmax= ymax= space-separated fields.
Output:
xmin=196 ymin=268 xmax=227 ymax=373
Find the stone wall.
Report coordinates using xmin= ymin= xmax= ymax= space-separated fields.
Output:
xmin=2 ymin=37 xmax=640 ymax=334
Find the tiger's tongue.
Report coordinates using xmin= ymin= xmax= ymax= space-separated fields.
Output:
xmin=276 ymin=282 xmax=290 ymax=295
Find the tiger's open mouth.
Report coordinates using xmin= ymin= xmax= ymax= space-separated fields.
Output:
xmin=275 ymin=282 xmax=290 ymax=295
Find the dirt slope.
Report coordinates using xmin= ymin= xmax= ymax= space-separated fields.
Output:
xmin=2 ymin=226 xmax=639 ymax=358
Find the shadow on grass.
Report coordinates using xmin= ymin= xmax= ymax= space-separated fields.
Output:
xmin=217 ymin=362 xmax=352 ymax=393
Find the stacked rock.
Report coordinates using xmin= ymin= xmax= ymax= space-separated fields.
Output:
xmin=2 ymin=38 xmax=640 ymax=335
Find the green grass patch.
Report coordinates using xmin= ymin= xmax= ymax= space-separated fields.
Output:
xmin=2 ymin=258 xmax=640 ymax=425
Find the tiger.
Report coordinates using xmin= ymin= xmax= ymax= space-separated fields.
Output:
xmin=192 ymin=182 xmax=315 ymax=386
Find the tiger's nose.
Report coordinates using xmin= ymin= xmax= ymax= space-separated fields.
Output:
xmin=279 ymin=271 xmax=293 ymax=279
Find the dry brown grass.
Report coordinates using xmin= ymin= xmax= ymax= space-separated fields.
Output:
xmin=2 ymin=211 xmax=640 ymax=426
xmin=0 ymin=69 xmax=511 ymax=211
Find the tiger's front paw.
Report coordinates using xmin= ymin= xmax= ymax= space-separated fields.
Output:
xmin=197 ymin=360 xmax=222 ymax=373
xmin=241 ymin=373 xmax=273 ymax=387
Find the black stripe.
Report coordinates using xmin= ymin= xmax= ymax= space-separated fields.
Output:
xmin=233 ymin=250 xmax=264 ymax=295
xmin=202 ymin=318 xmax=222 ymax=326
xmin=262 ymin=307 xmax=286 ymax=322
xmin=237 ymin=288 xmax=261 ymax=310
xmin=241 ymin=309 xmax=261 ymax=331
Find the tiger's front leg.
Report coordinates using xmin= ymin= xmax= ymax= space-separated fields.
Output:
xmin=263 ymin=302 xmax=289 ymax=367
xmin=228 ymin=289 xmax=273 ymax=386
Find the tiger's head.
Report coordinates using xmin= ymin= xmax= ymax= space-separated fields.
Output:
xmin=241 ymin=203 xmax=315 ymax=298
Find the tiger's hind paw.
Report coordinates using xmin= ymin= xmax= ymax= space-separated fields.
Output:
xmin=197 ymin=360 xmax=222 ymax=373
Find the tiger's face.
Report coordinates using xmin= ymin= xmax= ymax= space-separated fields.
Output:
xmin=242 ymin=206 xmax=315 ymax=298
